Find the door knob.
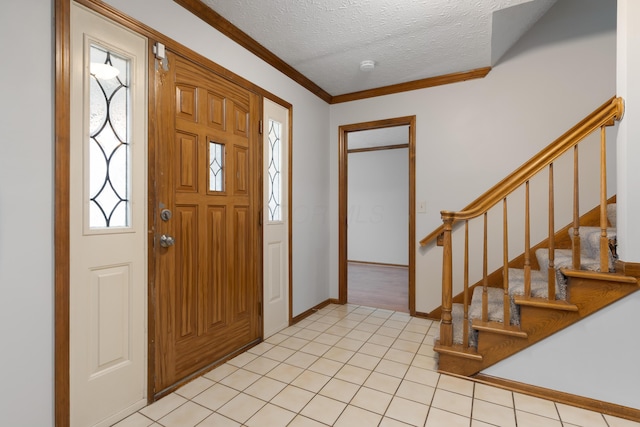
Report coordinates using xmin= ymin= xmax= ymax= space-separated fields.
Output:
xmin=159 ymin=234 xmax=175 ymax=248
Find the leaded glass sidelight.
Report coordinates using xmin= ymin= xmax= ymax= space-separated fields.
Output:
xmin=267 ymin=119 xmax=282 ymax=222
xmin=209 ymin=141 xmax=225 ymax=191
xmin=88 ymin=44 xmax=131 ymax=228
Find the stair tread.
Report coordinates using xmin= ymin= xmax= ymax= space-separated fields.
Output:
xmin=560 ymin=268 xmax=638 ymax=284
xmin=536 ymin=247 xmax=613 ymax=272
xmin=472 ymin=320 xmax=528 ymax=338
xmin=513 ymin=295 xmax=578 ymax=311
xmin=434 ymin=340 xmax=483 ymax=361
xmin=507 ymin=268 xmax=554 ymax=298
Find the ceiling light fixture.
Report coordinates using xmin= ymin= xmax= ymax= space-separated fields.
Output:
xmin=359 ymin=60 xmax=375 ymax=72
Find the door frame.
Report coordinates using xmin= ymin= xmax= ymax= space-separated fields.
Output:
xmin=55 ymin=1 xmax=294 ymax=424
xmin=338 ymin=116 xmax=416 ymax=315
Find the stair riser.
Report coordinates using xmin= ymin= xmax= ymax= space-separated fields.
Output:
xmin=436 ymin=353 xmax=482 ymax=377
xmin=518 ymin=305 xmax=579 ymax=334
xmin=477 ymin=332 xmax=522 ymax=353
xmin=566 ymin=278 xmax=638 ymax=313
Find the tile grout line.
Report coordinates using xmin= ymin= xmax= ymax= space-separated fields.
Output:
xmin=117 ymin=304 xmax=633 ymax=427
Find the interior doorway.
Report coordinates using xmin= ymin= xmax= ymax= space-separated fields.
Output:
xmin=338 ymin=116 xmax=416 ymax=315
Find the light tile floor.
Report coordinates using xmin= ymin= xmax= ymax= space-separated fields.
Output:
xmin=114 ymin=304 xmax=640 ymax=427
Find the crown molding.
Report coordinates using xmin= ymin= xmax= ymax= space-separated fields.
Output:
xmin=330 ymin=67 xmax=491 ymax=104
xmin=174 ymin=1 xmax=492 ymax=104
xmin=173 ymin=0 xmax=333 ymax=103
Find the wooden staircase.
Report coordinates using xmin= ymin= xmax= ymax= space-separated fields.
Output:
xmin=421 ymin=96 xmax=640 ymax=377
xmin=434 ymin=206 xmax=639 ymax=376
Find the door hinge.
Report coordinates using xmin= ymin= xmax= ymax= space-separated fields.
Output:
xmin=153 ymin=42 xmax=166 ymax=60
xmin=258 ymin=120 xmax=263 ymax=135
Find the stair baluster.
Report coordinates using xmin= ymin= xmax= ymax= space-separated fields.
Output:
xmin=482 ymin=212 xmax=488 ymax=322
xmin=463 ymin=221 xmax=470 ymax=348
xmin=503 ymin=198 xmax=510 ymax=325
xmin=599 ymin=126 xmax=609 ymax=272
xmin=440 ymin=217 xmax=454 ymax=346
xmin=548 ymin=163 xmax=556 ymax=300
xmin=524 ymin=181 xmax=532 ymax=297
xmin=572 ymin=145 xmax=581 ymax=269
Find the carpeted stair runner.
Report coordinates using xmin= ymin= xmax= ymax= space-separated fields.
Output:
xmin=446 ymin=204 xmax=617 ymax=347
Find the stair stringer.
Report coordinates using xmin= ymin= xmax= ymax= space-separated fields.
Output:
xmin=437 ymin=272 xmax=638 ymax=377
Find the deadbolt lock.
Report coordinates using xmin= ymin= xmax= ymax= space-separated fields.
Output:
xmin=160 ymin=208 xmax=172 ymax=221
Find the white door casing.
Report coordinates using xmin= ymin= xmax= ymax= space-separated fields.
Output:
xmin=263 ymin=99 xmax=290 ymax=338
xmin=70 ymin=3 xmax=147 ymax=426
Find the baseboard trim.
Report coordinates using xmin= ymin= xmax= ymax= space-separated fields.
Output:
xmin=347 ymin=260 xmax=409 ymax=268
xmin=473 ymin=374 xmax=640 ymax=423
xmin=291 ymin=299 xmax=334 ymax=324
xmin=414 ymin=311 xmax=439 ymax=321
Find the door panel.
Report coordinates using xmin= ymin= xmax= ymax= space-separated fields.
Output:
xmin=154 ymin=50 xmax=261 ymax=394
xmin=263 ymin=99 xmax=290 ymax=338
xmin=69 ymin=3 xmax=147 ymax=426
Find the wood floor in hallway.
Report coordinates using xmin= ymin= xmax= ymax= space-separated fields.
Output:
xmin=347 ymin=262 xmax=408 ymax=313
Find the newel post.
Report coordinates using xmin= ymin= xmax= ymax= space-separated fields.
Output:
xmin=440 ymin=216 xmax=454 ymax=346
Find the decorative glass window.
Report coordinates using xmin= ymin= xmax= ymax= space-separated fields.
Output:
xmin=209 ymin=141 xmax=225 ymax=191
xmin=267 ymin=119 xmax=282 ymax=222
xmin=88 ymin=44 xmax=131 ymax=228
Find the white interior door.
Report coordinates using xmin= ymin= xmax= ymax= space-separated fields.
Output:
xmin=69 ymin=3 xmax=147 ymax=426
xmin=263 ymin=99 xmax=290 ymax=337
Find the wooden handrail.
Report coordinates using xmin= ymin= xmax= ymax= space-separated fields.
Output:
xmin=420 ymin=96 xmax=623 ymax=246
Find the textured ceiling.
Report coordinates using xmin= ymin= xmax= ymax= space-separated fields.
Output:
xmin=199 ymin=0 xmax=557 ymax=96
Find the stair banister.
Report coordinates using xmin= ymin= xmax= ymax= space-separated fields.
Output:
xmin=437 ymin=96 xmax=624 ymax=348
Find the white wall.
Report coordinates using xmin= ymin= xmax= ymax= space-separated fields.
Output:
xmin=348 ymin=148 xmax=408 ymax=265
xmin=102 ymin=0 xmax=332 ymax=316
xmin=485 ymin=1 xmax=640 ymax=411
xmin=329 ymin=0 xmax=617 ymax=313
xmin=484 ymin=292 xmax=640 ymax=409
xmin=616 ymin=0 xmax=640 ymax=263
xmin=0 ymin=1 xmax=54 ymax=425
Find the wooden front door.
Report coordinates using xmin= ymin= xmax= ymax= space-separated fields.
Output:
xmin=154 ymin=50 xmax=262 ymax=395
